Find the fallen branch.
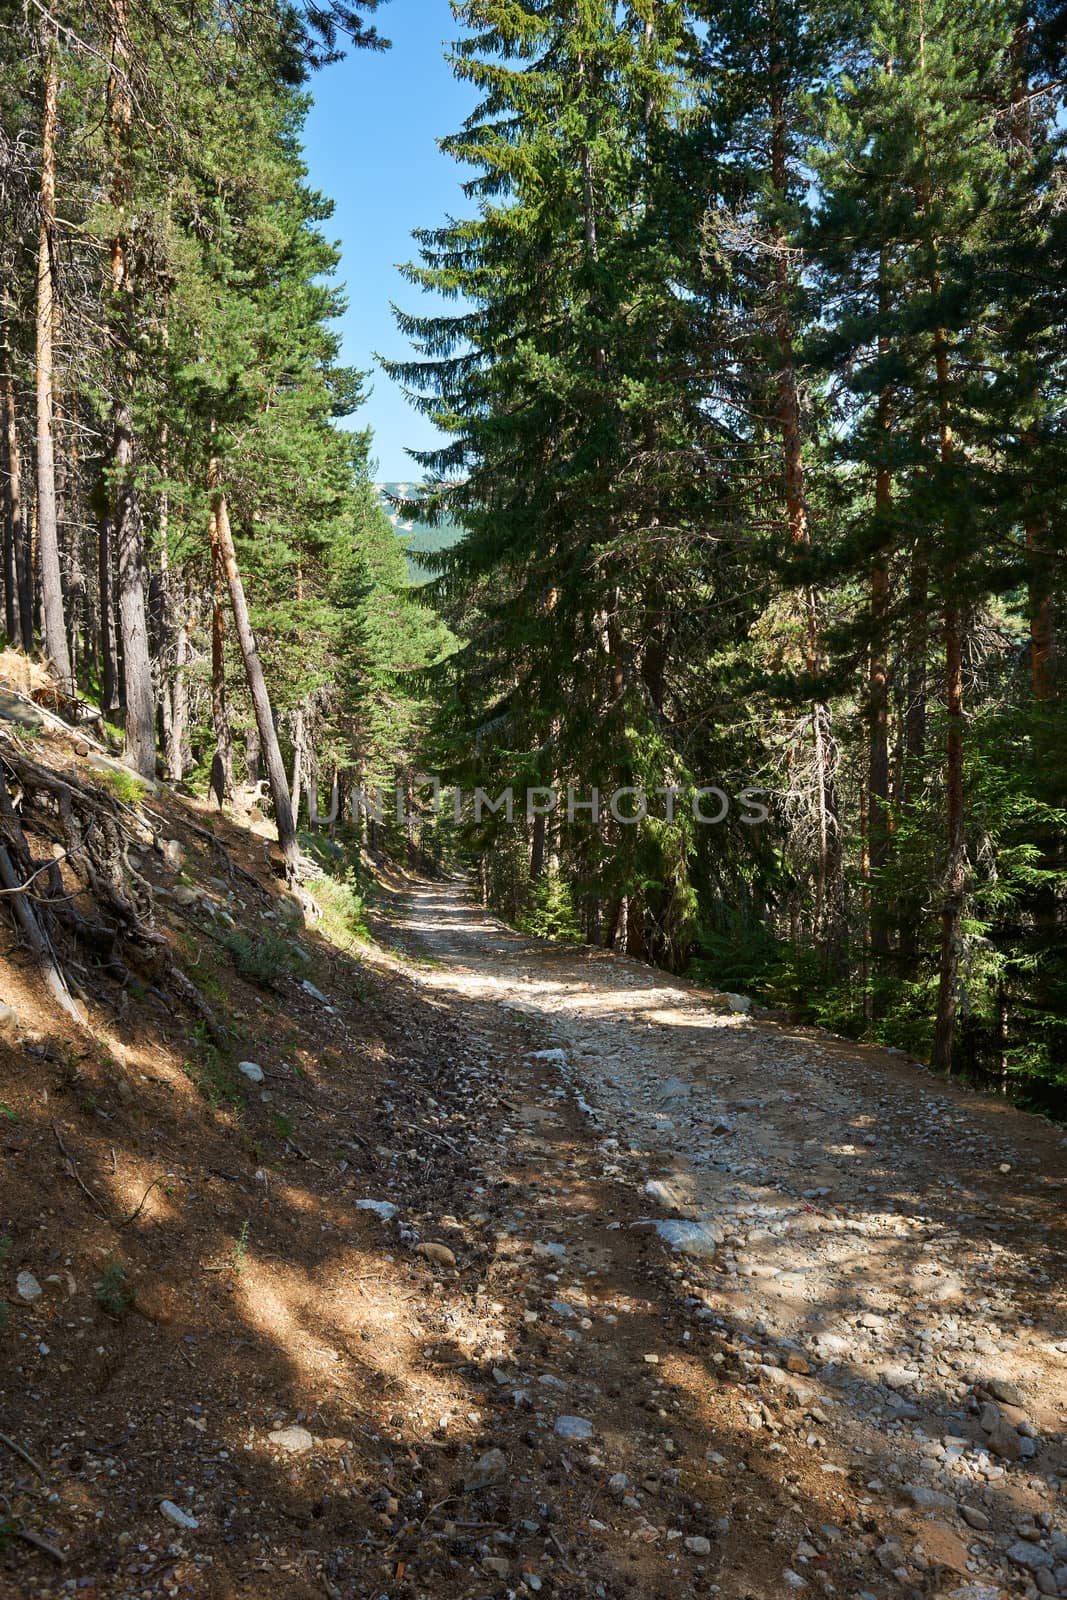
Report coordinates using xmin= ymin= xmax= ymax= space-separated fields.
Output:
xmin=0 ymin=1431 xmax=46 ymax=1480
xmin=15 ymin=1526 xmax=66 ymax=1563
xmin=51 ymin=1123 xmax=111 ymax=1221
xmin=120 ymin=1173 xmax=174 ymax=1227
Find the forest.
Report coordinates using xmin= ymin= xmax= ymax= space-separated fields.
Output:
xmin=1 ymin=0 xmax=1065 ymax=1112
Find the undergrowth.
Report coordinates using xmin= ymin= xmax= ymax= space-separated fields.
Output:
xmin=219 ymin=926 xmax=297 ymax=988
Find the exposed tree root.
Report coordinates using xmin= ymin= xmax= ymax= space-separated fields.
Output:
xmin=0 ymin=738 xmax=226 ymax=1040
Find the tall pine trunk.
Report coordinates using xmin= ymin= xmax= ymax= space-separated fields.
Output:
xmin=209 ymin=470 xmax=298 ymax=879
xmin=868 ymin=303 xmax=894 ymax=967
xmin=1 ymin=352 xmax=26 ymax=647
xmin=768 ymin=32 xmax=840 ymax=951
xmin=107 ymin=0 xmax=154 ymax=776
xmin=207 ymin=501 xmax=233 ymax=808
xmin=931 ymin=326 xmax=966 ymax=1073
xmin=113 ymin=403 xmax=155 ymax=774
xmin=35 ymin=19 xmax=72 ymax=690
xmin=97 ymin=504 xmax=119 ymax=715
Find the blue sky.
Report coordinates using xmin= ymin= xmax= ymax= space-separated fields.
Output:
xmin=301 ymin=2 xmax=479 ymax=482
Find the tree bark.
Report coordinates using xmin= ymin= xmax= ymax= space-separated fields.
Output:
xmin=932 ymin=593 xmax=966 ymax=1073
xmin=113 ymin=404 xmax=155 ymax=775
xmin=869 ymin=325 xmax=894 ymax=964
xmin=290 ymin=705 xmax=305 ymax=826
xmin=768 ymin=32 xmax=840 ymax=952
xmin=97 ymin=504 xmax=119 ymax=716
xmin=209 ymin=473 xmax=298 ymax=878
xmin=35 ymin=19 xmax=72 ymax=690
xmin=106 ymin=0 xmax=154 ymax=776
xmin=167 ymin=596 xmax=191 ymax=783
xmin=207 ymin=503 xmax=233 ymax=808
xmin=931 ymin=326 xmax=966 ymax=1074
xmin=1 ymin=356 xmax=25 ymax=647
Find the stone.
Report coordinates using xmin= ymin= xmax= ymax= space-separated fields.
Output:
xmin=554 ymin=1415 xmax=593 ymax=1440
xmin=685 ymin=1536 xmax=712 ymax=1556
xmin=723 ymin=993 xmax=752 ymax=1015
xmin=415 ymin=1242 xmax=457 ymax=1270
xmin=268 ymin=1425 xmax=314 ymax=1454
xmin=301 ymin=980 xmax=332 ymax=1005
xmin=464 ymin=1447 xmax=508 ymax=1491
xmin=532 ymin=1241 xmax=567 ymax=1261
xmin=238 ymin=1061 xmax=265 ymax=1084
xmin=782 ymin=1570 xmax=807 ymax=1590
xmin=15 ymin=1271 xmax=42 ymax=1302
xmin=172 ymin=885 xmax=200 ymax=907
xmin=985 ymin=1378 xmax=1025 ymax=1408
xmin=651 ymin=1219 xmax=722 ymax=1259
xmin=483 ymin=1556 xmax=510 ymax=1578
xmin=608 ymin=1473 xmax=629 ymax=1500
xmin=881 ymin=1365 xmax=920 ymax=1390
xmin=904 ymin=1485 xmax=956 ymax=1513
xmin=986 ymin=1418 xmax=1022 ymax=1461
xmin=1006 ymin=1541 xmax=1053 ymax=1572
xmin=357 ymin=1199 xmax=398 ymax=1221
xmin=163 ymin=839 xmax=184 ymax=868
xmin=159 ymin=1500 xmax=199 ymax=1530
xmin=960 ymin=1506 xmax=991 ymax=1530
xmin=786 ymin=1353 xmax=811 ymax=1375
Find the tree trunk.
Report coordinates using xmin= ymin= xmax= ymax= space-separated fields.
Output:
xmin=1 ymin=357 xmax=24 ymax=647
xmin=530 ymin=808 xmax=547 ymax=883
xmin=35 ymin=19 xmax=71 ymax=690
xmin=931 ymin=326 xmax=966 ymax=1073
xmin=932 ymin=594 xmax=966 ymax=1072
xmin=97 ymin=505 xmax=119 ymax=716
xmin=869 ymin=337 xmax=893 ymax=964
xmin=245 ymin=719 xmax=261 ymax=787
xmin=768 ymin=29 xmax=840 ymax=953
xmin=290 ymin=705 xmax=305 ymax=826
xmin=113 ymin=404 xmax=155 ymax=776
xmin=207 ymin=504 xmax=233 ymax=808
xmin=167 ymin=596 xmax=190 ymax=783
xmin=210 ymin=476 xmax=298 ymax=878
xmin=1026 ymin=512 xmax=1053 ymax=701
xmin=107 ymin=0 xmax=154 ymax=776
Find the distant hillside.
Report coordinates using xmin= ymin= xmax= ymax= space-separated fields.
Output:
xmin=375 ymin=482 xmax=464 ymax=584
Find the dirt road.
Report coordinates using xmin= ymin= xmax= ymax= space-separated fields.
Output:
xmin=378 ymin=877 xmax=1067 ymax=1600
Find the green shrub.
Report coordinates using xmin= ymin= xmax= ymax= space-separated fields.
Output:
xmin=220 ymin=927 xmax=296 ymax=988
xmin=516 ymin=872 xmax=582 ymax=943
xmin=183 ymin=1026 xmax=241 ymax=1108
xmin=95 ymin=1260 xmax=133 ymax=1318
xmin=313 ymin=870 xmax=369 ymax=953
xmin=92 ymin=764 xmax=147 ymax=806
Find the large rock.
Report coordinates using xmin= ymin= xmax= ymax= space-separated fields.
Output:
xmin=554 ymin=1415 xmax=593 ymax=1440
xmin=268 ymin=1425 xmax=314 ymax=1454
xmin=650 ymin=1219 xmax=722 ymax=1259
xmin=984 ymin=1377 xmax=1025 ymax=1408
xmin=465 ymin=1447 xmax=508 ymax=1491
xmin=159 ymin=1500 xmax=199 ymax=1531
xmin=1006 ymin=1541 xmax=1053 ymax=1572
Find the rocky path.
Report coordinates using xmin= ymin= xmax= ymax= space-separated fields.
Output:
xmin=377 ymin=877 xmax=1067 ymax=1600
